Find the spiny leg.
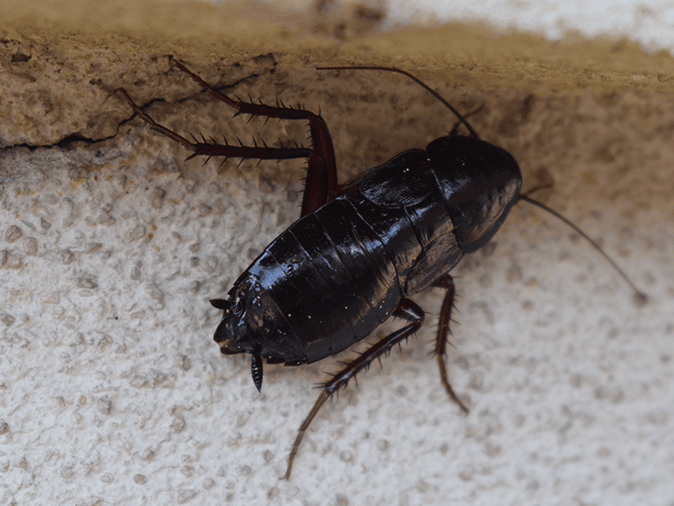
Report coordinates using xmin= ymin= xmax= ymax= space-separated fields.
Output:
xmin=117 ymin=88 xmax=196 ymax=151
xmin=175 ymin=61 xmax=339 ymax=215
xmin=174 ymin=61 xmax=338 ymax=216
xmin=432 ymin=274 xmax=469 ymax=414
xmin=283 ymin=298 xmax=425 ymax=479
xmin=118 ymin=61 xmax=338 ymax=216
xmin=117 ymin=87 xmax=313 ymax=162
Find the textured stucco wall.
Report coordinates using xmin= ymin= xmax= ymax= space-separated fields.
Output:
xmin=1 ymin=2 xmax=673 ymax=505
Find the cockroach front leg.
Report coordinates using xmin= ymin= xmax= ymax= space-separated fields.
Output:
xmin=118 ymin=61 xmax=338 ymax=216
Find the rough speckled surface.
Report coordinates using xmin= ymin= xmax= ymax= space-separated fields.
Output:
xmin=1 ymin=5 xmax=674 ymax=506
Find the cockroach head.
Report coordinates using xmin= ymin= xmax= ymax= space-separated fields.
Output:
xmin=428 ymin=135 xmax=522 ymax=253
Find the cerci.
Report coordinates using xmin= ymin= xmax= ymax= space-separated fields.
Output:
xmin=119 ymin=63 xmax=644 ymax=479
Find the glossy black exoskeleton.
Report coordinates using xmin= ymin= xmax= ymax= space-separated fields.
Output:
xmin=212 ymin=137 xmax=520 ymax=366
xmin=119 ymin=63 xmax=645 ymax=479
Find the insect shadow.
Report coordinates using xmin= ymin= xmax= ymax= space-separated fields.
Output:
xmin=118 ymin=62 xmax=646 ymax=479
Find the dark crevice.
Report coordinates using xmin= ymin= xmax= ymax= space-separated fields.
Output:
xmin=1 ymin=124 xmax=125 ymax=153
xmin=0 ymin=69 xmax=270 ymax=154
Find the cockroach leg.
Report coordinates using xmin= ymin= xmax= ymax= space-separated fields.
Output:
xmin=118 ymin=60 xmax=338 ymax=216
xmin=432 ymin=275 xmax=469 ymax=414
xmin=283 ymin=298 xmax=424 ymax=479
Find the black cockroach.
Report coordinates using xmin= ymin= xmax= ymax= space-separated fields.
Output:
xmin=118 ymin=62 xmax=646 ymax=479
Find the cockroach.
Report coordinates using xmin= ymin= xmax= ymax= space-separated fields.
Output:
xmin=118 ymin=62 xmax=646 ymax=479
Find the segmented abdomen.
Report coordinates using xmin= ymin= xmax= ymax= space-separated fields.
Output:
xmin=244 ymin=195 xmax=411 ymax=364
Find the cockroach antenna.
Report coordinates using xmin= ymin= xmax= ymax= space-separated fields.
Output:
xmin=317 ymin=65 xmax=647 ymax=304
